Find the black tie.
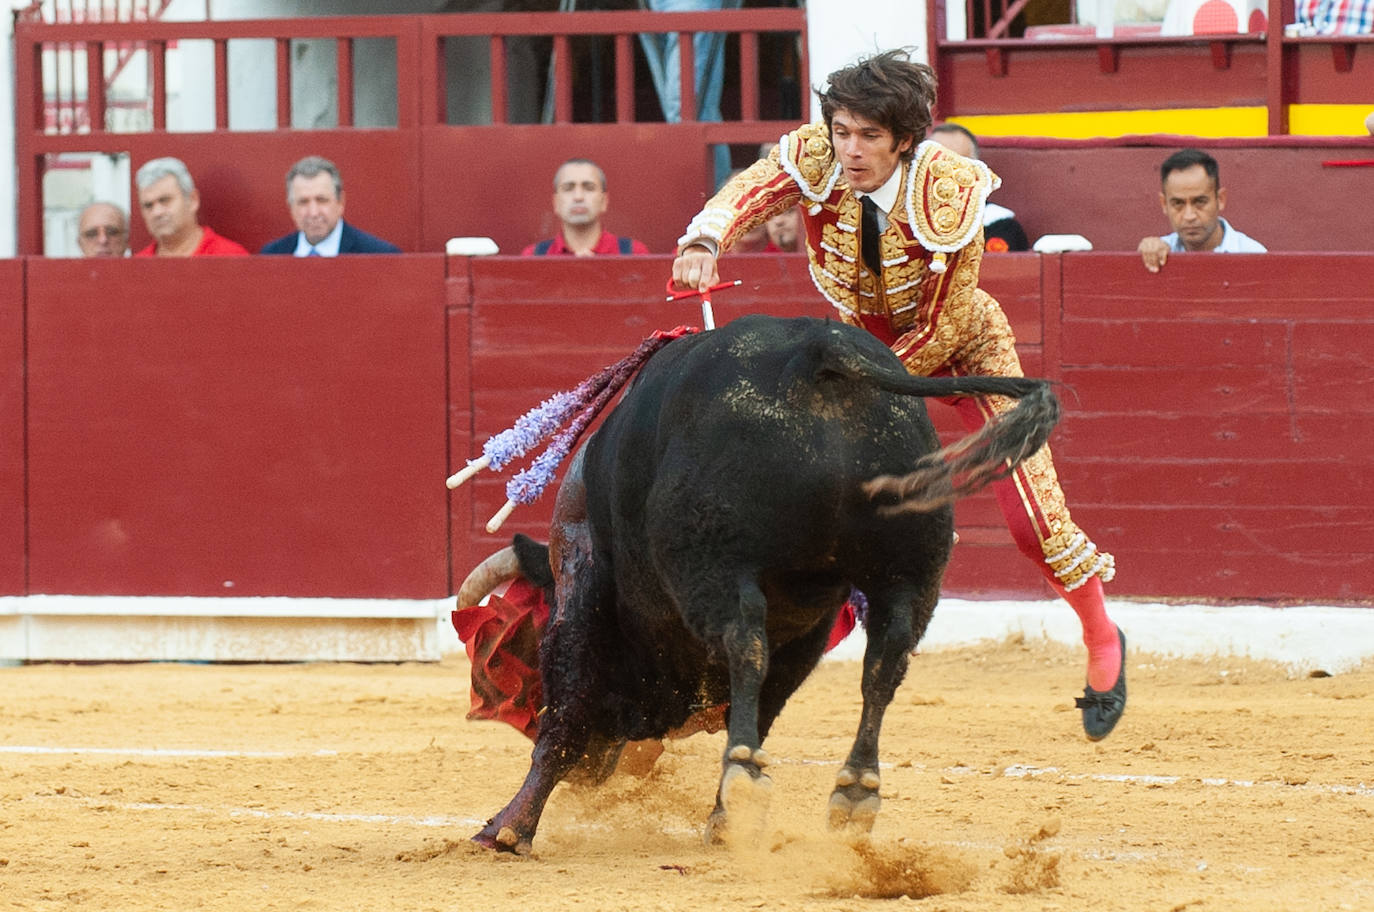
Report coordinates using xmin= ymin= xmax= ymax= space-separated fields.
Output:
xmin=860 ymin=195 xmax=882 ymax=275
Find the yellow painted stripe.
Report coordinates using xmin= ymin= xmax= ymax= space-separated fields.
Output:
xmin=950 ymin=105 xmax=1373 ymax=139
xmin=1287 ymin=105 xmax=1374 ymax=136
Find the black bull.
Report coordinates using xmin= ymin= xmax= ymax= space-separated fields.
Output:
xmin=474 ymin=314 xmax=1060 ymax=854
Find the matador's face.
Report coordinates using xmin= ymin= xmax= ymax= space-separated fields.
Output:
xmin=829 ymin=108 xmax=913 ymax=194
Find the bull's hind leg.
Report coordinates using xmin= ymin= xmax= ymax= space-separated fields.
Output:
xmin=702 ymin=574 xmax=775 ymax=843
xmin=828 ymin=582 xmax=928 ymax=833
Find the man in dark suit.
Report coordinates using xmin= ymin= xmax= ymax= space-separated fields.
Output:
xmin=260 ymin=156 xmax=401 ymax=256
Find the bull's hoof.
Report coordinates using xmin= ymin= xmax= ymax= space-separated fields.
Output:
xmin=705 ymin=761 xmax=773 ymax=845
xmin=1076 ymin=626 xmax=1127 ymax=742
xmin=726 ymin=743 xmax=772 ymax=768
xmin=828 ymin=765 xmax=881 ymax=832
xmin=472 ymin=823 xmax=532 ymax=856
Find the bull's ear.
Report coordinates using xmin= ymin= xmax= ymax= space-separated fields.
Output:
xmin=512 ymin=533 xmax=555 ymax=590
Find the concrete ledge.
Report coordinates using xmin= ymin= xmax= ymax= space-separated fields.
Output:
xmin=1 ymin=596 xmax=452 ymax=662
xmin=827 ymin=598 xmax=1374 ymax=675
xmin=6 ymin=596 xmax=1372 ymax=672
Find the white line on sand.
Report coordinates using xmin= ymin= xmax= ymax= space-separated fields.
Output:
xmin=14 ymin=743 xmax=1370 ymax=799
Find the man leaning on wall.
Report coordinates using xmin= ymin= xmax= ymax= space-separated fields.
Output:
xmin=1137 ymin=148 xmax=1265 ymax=273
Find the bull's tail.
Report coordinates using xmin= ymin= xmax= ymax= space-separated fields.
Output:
xmin=863 ymin=377 xmax=1061 ymax=514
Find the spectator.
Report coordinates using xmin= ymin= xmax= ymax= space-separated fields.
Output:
xmin=638 ymin=0 xmax=742 ymax=189
xmin=927 ymin=123 xmax=1029 ymax=252
xmin=1138 ymin=148 xmax=1265 ymax=273
xmin=762 ymin=206 xmax=803 ymax=252
xmin=522 ymin=159 xmax=649 ymax=257
xmin=745 ymin=143 xmax=804 ymax=254
xmin=260 ymin=156 xmax=400 ymax=256
xmin=1293 ymin=0 xmax=1373 ymax=34
xmin=76 ymin=201 xmax=129 ymax=258
xmin=133 ymin=157 xmax=248 ymax=257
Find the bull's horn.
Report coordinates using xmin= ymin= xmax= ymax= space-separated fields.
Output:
xmin=456 ymin=545 xmax=522 ymax=608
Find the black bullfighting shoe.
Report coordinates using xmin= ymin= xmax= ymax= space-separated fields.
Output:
xmin=1075 ymin=626 xmax=1126 ymax=741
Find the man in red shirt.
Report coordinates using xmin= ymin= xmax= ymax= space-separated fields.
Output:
xmin=521 ymin=158 xmax=649 ymax=256
xmin=133 ymin=157 xmax=248 ymax=257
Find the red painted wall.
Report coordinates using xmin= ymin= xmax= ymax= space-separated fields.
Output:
xmin=10 ymin=253 xmax=1374 ymax=605
xmin=24 ymin=255 xmax=451 ymax=598
xmin=0 ymin=260 xmax=24 ymax=595
xmin=1053 ymin=253 xmax=1374 ymax=603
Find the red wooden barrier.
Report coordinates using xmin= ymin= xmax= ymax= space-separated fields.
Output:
xmin=0 ymin=261 xmax=25 ymax=596
xmin=7 ymin=253 xmax=1374 ymax=605
xmin=24 ymin=255 xmax=451 ymax=598
xmin=1056 ymin=252 xmax=1374 ymax=602
xmin=927 ymin=0 xmax=1374 ymax=130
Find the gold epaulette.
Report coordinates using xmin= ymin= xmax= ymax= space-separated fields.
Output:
xmin=904 ymin=141 xmax=1001 ymax=268
xmin=778 ymin=122 xmax=840 ymax=211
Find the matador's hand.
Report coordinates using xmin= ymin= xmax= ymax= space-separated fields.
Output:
xmin=671 ymin=245 xmax=720 ymax=294
xmin=1138 ymin=236 xmax=1170 ymax=273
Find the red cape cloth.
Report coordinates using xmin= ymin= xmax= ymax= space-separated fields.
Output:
xmin=453 ymin=581 xmax=859 ymax=742
xmin=451 ymin=577 xmax=550 ymax=740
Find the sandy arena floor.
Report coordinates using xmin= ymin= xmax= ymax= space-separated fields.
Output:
xmin=3 ymin=635 xmax=1371 ymax=911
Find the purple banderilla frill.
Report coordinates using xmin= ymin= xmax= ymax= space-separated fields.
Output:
xmin=489 ymin=326 xmax=700 ymax=507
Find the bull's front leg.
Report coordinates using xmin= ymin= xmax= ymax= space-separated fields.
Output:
xmin=829 ymin=585 xmax=920 ymax=832
xmin=472 ymin=712 xmax=590 ymax=854
xmin=473 ymin=454 xmax=602 ymax=855
xmin=705 ymin=574 xmax=774 ymax=843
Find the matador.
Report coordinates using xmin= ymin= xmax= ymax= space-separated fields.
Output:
xmin=670 ymin=50 xmax=1127 ymax=740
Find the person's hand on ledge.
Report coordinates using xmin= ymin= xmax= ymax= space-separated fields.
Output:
xmin=1138 ymin=236 xmax=1170 ymax=273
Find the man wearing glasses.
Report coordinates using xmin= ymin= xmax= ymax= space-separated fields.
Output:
xmin=75 ymin=201 xmax=129 ymax=258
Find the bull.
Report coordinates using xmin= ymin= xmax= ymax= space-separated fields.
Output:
xmin=473 ymin=314 xmax=1060 ymax=854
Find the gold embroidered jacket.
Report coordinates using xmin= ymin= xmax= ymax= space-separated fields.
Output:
xmin=678 ymin=122 xmax=1001 ymax=379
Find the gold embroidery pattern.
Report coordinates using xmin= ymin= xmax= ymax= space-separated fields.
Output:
xmin=929 ymin=288 xmax=1116 ymax=591
xmin=679 ymin=149 xmax=803 ymax=252
xmin=907 ymin=143 xmax=997 ymax=253
xmin=1043 ymin=523 xmax=1118 ymax=591
xmin=821 ymin=216 xmax=858 ymax=262
xmin=894 ymin=244 xmax=982 ymax=374
xmin=787 ymin=122 xmax=839 ymax=198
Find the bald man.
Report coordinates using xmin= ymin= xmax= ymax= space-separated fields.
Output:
xmin=76 ymin=202 xmax=129 ymax=257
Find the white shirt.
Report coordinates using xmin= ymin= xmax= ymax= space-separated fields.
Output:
xmin=852 ymin=164 xmax=904 ymax=232
xmin=291 ymin=219 xmax=344 ymax=257
xmin=1163 ymin=218 xmax=1266 ymax=254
